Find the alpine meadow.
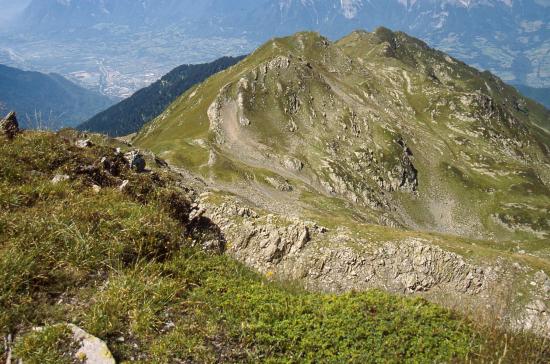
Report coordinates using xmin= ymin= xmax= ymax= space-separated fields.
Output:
xmin=1 ymin=1 xmax=550 ymax=363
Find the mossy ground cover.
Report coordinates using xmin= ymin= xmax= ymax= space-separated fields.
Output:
xmin=1 ymin=131 xmax=549 ymax=363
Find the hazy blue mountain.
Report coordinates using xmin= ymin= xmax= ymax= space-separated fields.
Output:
xmin=0 ymin=0 xmax=30 ymax=23
xmin=78 ymin=56 xmax=245 ymax=137
xmin=515 ymin=85 xmax=550 ymax=109
xmin=2 ymin=0 xmax=548 ymax=97
xmin=0 ymin=64 xmax=115 ymax=129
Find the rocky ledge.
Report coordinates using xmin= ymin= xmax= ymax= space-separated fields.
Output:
xmin=194 ymin=192 xmax=550 ymax=336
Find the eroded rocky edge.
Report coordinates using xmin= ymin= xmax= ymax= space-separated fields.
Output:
xmin=190 ymin=191 xmax=550 ymax=336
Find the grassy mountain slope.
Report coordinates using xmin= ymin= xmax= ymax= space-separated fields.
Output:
xmin=133 ymin=29 xmax=550 ymax=335
xmin=136 ymin=28 xmax=550 ymax=242
xmin=4 ymin=130 xmax=548 ymax=362
xmin=0 ymin=64 xmax=114 ymax=129
xmin=78 ymin=56 xmax=245 ymax=137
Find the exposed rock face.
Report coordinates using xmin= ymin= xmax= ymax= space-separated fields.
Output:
xmin=0 ymin=111 xmax=19 ymax=139
xmin=203 ymin=195 xmax=491 ymax=295
xmin=207 ymin=84 xmax=232 ymax=144
xmin=193 ymin=191 xmax=549 ymax=336
xmin=300 ymin=239 xmax=490 ymax=294
xmin=519 ymin=270 xmax=550 ymax=335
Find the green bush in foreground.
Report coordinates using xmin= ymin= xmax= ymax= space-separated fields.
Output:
xmin=1 ymin=131 xmax=549 ymax=363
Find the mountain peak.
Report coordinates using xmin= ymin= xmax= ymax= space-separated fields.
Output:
xmin=135 ymin=28 xmax=550 ymax=240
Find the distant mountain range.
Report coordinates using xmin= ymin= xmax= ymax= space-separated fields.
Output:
xmin=0 ymin=0 xmax=547 ymax=99
xmin=0 ymin=0 xmax=30 ymax=23
xmin=78 ymin=56 xmax=244 ymax=136
xmin=514 ymin=85 xmax=550 ymax=109
xmin=0 ymin=64 xmax=115 ymax=129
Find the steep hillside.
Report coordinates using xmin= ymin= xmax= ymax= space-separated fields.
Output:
xmin=137 ymin=28 xmax=550 ymax=240
xmin=4 ymin=129 xmax=548 ymax=362
xmin=78 ymin=56 xmax=244 ymax=137
xmin=0 ymin=64 xmax=114 ymax=129
xmin=135 ymin=29 xmax=550 ymax=334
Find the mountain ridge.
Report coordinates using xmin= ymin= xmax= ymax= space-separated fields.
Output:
xmin=133 ymin=28 xmax=550 ymax=333
xmin=78 ymin=55 xmax=245 ymax=137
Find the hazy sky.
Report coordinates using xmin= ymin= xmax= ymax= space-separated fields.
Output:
xmin=0 ymin=0 xmax=31 ymax=22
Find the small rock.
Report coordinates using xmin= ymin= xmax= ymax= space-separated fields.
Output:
xmin=189 ymin=208 xmax=206 ymax=222
xmin=164 ymin=321 xmax=176 ymax=330
xmin=154 ymin=155 xmax=168 ymax=168
xmin=202 ymin=239 xmax=224 ymax=252
xmin=68 ymin=324 xmax=116 ymax=364
xmin=32 ymin=325 xmax=115 ymax=364
xmin=76 ymin=139 xmax=93 ymax=148
xmin=534 ymin=270 xmax=549 ymax=284
xmin=284 ymin=157 xmax=304 ymax=172
xmin=124 ymin=150 xmax=146 ymax=173
xmin=92 ymin=185 xmax=102 ymax=193
xmin=0 ymin=111 xmax=20 ymax=139
xmin=526 ymin=300 xmax=547 ymax=313
xmin=52 ymin=174 xmax=70 ymax=184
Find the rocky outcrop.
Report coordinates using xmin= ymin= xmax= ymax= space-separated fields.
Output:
xmin=199 ymin=194 xmax=492 ymax=296
xmin=207 ymin=84 xmax=232 ymax=144
xmin=191 ymin=192 xmax=550 ymax=336
xmin=265 ymin=176 xmax=293 ymax=192
xmin=522 ymin=299 xmax=550 ymax=335
xmin=519 ymin=271 xmax=550 ymax=335
xmin=0 ymin=111 xmax=19 ymax=140
xmin=299 ymin=239 xmax=491 ymax=295
xmin=124 ymin=150 xmax=146 ymax=173
xmin=283 ymin=157 xmax=304 ymax=172
xmin=395 ymin=139 xmax=418 ymax=192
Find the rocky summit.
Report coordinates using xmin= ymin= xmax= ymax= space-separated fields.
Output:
xmin=135 ymin=28 xmax=550 ymax=334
